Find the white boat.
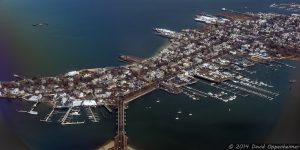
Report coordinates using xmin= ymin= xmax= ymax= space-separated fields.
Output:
xmin=71 ymin=111 xmax=80 ymax=116
xmin=62 ymin=121 xmax=85 ymax=125
xmin=270 ymin=3 xmax=277 ymax=8
xmin=194 ymin=13 xmax=229 ymax=24
xmin=28 ymin=110 xmax=38 ymax=115
xmin=156 ymin=98 xmax=160 ymax=103
xmin=229 ymin=95 xmax=237 ymax=101
xmin=153 ymin=28 xmax=180 ymax=38
xmin=17 ymin=110 xmax=27 ymax=113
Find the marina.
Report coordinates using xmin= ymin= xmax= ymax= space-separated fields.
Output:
xmin=86 ymin=106 xmax=100 ymax=123
xmin=0 ymin=1 xmax=300 ymax=149
xmin=59 ymin=107 xmax=85 ymax=125
xmin=40 ymin=102 xmax=56 ymax=122
xmin=222 ymin=82 xmax=274 ymax=100
xmin=197 ymin=79 xmax=249 ymax=97
xmin=17 ymin=101 xmax=39 ymax=115
xmin=272 ymin=60 xmax=297 ymax=69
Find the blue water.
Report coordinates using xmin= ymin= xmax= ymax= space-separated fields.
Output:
xmin=0 ymin=0 xmax=300 ymax=150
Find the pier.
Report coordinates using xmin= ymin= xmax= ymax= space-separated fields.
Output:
xmin=197 ymin=79 xmax=249 ymax=97
xmin=60 ymin=107 xmax=85 ymax=125
xmin=40 ymin=101 xmax=56 ymax=122
xmin=104 ymin=105 xmax=113 ymax=113
xmin=223 ymin=82 xmax=274 ymax=100
xmin=60 ymin=107 xmax=72 ymax=125
xmin=272 ymin=60 xmax=296 ymax=69
xmin=237 ymin=81 xmax=279 ymax=96
xmin=86 ymin=106 xmax=100 ymax=122
xmin=119 ymin=55 xmax=144 ymax=64
xmin=17 ymin=101 xmax=39 ymax=115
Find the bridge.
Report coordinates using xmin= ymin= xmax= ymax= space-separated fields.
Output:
xmin=98 ymin=99 xmax=132 ymax=150
xmin=113 ymin=100 xmax=128 ymax=150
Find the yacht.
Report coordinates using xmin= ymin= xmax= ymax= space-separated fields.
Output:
xmin=194 ymin=13 xmax=229 ymax=24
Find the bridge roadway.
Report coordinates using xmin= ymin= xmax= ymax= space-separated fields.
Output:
xmin=104 ymin=83 xmax=158 ymax=150
xmin=113 ymin=100 xmax=128 ymax=150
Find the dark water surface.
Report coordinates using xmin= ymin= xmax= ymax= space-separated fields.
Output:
xmin=0 ymin=0 xmax=300 ymax=149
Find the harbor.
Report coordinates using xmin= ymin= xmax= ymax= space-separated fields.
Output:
xmin=0 ymin=2 xmax=300 ymax=150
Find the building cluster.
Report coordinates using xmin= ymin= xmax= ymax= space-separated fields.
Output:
xmin=0 ymin=10 xmax=300 ymax=107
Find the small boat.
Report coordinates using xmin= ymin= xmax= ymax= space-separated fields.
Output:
xmin=156 ymin=98 xmax=160 ymax=103
xmin=71 ymin=111 xmax=80 ymax=116
xmin=270 ymin=3 xmax=277 ymax=8
xmin=32 ymin=23 xmax=48 ymax=27
xmin=177 ymin=110 xmax=182 ymax=114
xmin=175 ymin=117 xmax=179 ymax=120
xmin=62 ymin=121 xmax=85 ymax=125
xmin=17 ymin=110 xmax=27 ymax=113
xmin=188 ymin=113 xmax=193 ymax=116
xmin=28 ymin=110 xmax=38 ymax=115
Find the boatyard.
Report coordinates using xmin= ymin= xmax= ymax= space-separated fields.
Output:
xmin=1 ymin=8 xmax=300 ymax=149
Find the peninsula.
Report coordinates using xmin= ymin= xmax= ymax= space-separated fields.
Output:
xmin=1 ymin=10 xmax=300 ymax=150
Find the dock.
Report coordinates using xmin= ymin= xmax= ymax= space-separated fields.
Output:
xmin=60 ymin=107 xmax=72 ymax=125
xmin=104 ymin=105 xmax=113 ymax=113
xmin=60 ymin=107 xmax=85 ymax=125
xmin=272 ymin=60 xmax=296 ymax=69
xmin=197 ymin=79 xmax=249 ymax=97
xmin=119 ymin=55 xmax=144 ymax=64
xmin=40 ymin=101 xmax=56 ymax=122
xmin=86 ymin=106 xmax=100 ymax=123
xmin=223 ymin=82 xmax=274 ymax=100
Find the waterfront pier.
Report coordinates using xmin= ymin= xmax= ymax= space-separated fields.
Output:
xmin=119 ymin=55 xmax=144 ymax=64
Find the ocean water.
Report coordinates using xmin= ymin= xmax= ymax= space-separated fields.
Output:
xmin=0 ymin=0 xmax=300 ymax=150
